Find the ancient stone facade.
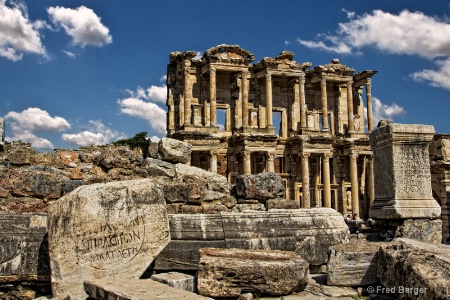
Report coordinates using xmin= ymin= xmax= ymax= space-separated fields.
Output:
xmin=167 ymin=44 xmax=377 ymax=218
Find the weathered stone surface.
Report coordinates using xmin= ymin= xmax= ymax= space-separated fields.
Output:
xmin=327 ymin=241 xmax=386 ymax=286
xmin=222 ymin=209 xmax=349 ymax=265
xmin=159 ymin=137 xmax=192 ymax=164
xmin=393 ymin=218 xmax=442 ymax=244
xmin=84 ymin=278 xmax=212 ymax=300
xmin=304 ymin=274 xmax=358 ymax=299
xmin=12 ymin=166 xmax=65 ymax=200
xmin=154 ymin=209 xmax=349 ymax=270
xmin=151 ymin=272 xmax=195 ymax=292
xmin=0 ymin=214 xmax=49 ymax=282
xmin=231 ymin=203 xmax=266 ymax=212
xmin=175 ymin=163 xmax=230 ymax=196
xmin=143 ymin=157 xmax=176 ymax=178
xmin=369 ymin=123 xmax=441 ymax=219
xmin=47 ymin=179 xmax=170 ymax=299
xmin=266 ymin=198 xmax=299 ymax=210
xmin=197 ymin=248 xmax=309 ymax=297
xmin=378 ymin=238 xmax=450 ymax=300
xmin=235 ymin=172 xmax=285 ymax=200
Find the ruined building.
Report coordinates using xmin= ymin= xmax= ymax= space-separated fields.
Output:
xmin=166 ymin=44 xmax=377 ymax=219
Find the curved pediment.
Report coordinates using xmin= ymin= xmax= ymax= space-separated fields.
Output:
xmin=204 ymin=44 xmax=254 ymax=64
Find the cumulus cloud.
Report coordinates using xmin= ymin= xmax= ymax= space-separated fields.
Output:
xmin=365 ymin=97 xmax=405 ymax=126
xmin=61 ymin=120 xmax=127 ymax=147
xmin=125 ymin=84 xmax=166 ymax=104
xmin=0 ymin=0 xmax=47 ymax=61
xmin=5 ymin=107 xmax=71 ymax=149
xmin=298 ymin=9 xmax=450 ymax=91
xmin=47 ymin=6 xmax=112 ymax=47
xmin=410 ymin=58 xmax=450 ymax=90
xmin=298 ymin=10 xmax=450 ymax=58
xmin=117 ymin=97 xmax=167 ymax=134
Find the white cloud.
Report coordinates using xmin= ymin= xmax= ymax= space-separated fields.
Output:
xmin=149 ymin=136 xmax=160 ymax=142
xmin=4 ymin=107 xmax=70 ymax=149
xmin=126 ymin=85 xmax=167 ymax=104
xmin=0 ymin=0 xmax=47 ymax=61
xmin=62 ymin=50 xmax=76 ymax=58
xmin=410 ymin=58 xmax=450 ymax=90
xmin=117 ymin=96 xmax=166 ymax=134
xmin=298 ymin=10 xmax=450 ymax=59
xmin=367 ymin=97 xmax=405 ymax=126
xmin=61 ymin=120 xmax=126 ymax=147
xmin=159 ymin=75 xmax=167 ymax=82
xmin=47 ymin=6 xmax=112 ymax=47
xmin=5 ymin=107 xmax=70 ymax=132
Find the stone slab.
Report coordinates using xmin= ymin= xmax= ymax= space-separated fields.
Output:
xmin=0 ymin=214 xmax=49 ymax=282
xmin=393 ymin=218 xmax=442 ymax=244
xmin=151 ymin=272 xmax=195 ymax=292
xmin=169 ymin=214 xmax=224 ymax=240
xmin=197 ymin=248 xmax=309 ymax=297
xmin=47 ymin=179 xmax=170 ymax=299
xmin=327 ymin=241 xmax=386 ymax=286
xmin=84 ymin=277 xmax=212 ymax=300
xmin=378 ymin=238 xmax=450 ymax=299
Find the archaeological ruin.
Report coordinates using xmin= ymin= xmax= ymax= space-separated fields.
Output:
xmin=166 ymin=44 xmax=450 ymax=241
xmin=1 ymin=44 xmax=450 ymax=299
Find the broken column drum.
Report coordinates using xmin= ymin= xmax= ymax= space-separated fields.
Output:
xmin=369 ymin=123 xmax=441 ymax=219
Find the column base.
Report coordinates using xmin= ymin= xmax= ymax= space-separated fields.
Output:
xmin=369 ymin=198 xmax=441 ymax=219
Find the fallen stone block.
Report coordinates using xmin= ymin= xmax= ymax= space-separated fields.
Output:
xmin=197 ymin=248 xmax=309 ymax=298
xmin=222 ymin=209 xmax=349 ymax=265
xmin=84 ymin=277 xmax=212 ymax=300
xmin=327 ymin=241 xmax=387 ymax=286
xmin=47 ymin=179 xmax=170 ymax=299
xmin=393 ymin=218 xmax=442 ymax=244
xmin=0 ymin=214 xmax=49 ymax=283
xmin=159 ymin=137 xmax=192 ymax=164
xmin=377 ymin=238 xmax=450 ymax=299
xmin=151 ymin=272 xmax=195 ymax=292
xmin=266 ymin=198 xmax=299 ymax=210
xmin=235 ymin=172 xmax=285 ymax=200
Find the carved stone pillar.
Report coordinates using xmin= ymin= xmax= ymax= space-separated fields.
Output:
xmin=323 ymin=153 xmax=332 ymax=208
xmin=366 ymin=79 xmax=374 ymax=132
xmin=243 ymin=151 xmax=251 ymax=175
xmin=265 ymin=73 xmax=273 ymax=127
xmin=347 ymin=82 xmax=355 ymax=133
xmin=210 ymin=67 xmax=217 ymax=126
xmin=267 ymin=152 xmax=275 ymax=172
xmin=349 ymin=153 xmax=359 ymax=217
xmin=300 ymin=74 xmax=307 ymax=129
xmin=183 ymin=64 xmax=191 ymax=126
xmin=242 ymin=71 xmax=249 ymax=127
xmin=210 ymin=151 xmax=218 ymax=173
xmin=281 ymin=109 xmax=287 ymax=138
xmin=300 ymin=153 xmax=311 ymax=208
xmin=320 ymin=78 xmax=329 ymax=131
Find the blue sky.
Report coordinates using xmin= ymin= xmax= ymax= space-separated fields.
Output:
xmin=1 ymin=0 xmax=450 ymax=150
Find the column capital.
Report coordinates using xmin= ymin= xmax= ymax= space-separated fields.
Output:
xmin=242 ymin=70 xmax=250 ymax=77
xmin=299 ymin=73 xmax=305 ymax=84
xmin=323 ymin=152 xmax=332 ymax=161
xmin=300 ymin=152 xmax=311 ymax=159
xmin=320 ymin=77 xmax=327 ymax=86
xmin=265 ymin=73 xmax=272 ymax=82
xmin=349 ymin=153 xmax=359 ymax=162
xmin=210 ymin=67 xmax=216 ymax=75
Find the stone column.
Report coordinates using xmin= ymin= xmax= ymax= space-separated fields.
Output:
xmin=210 ymin=67 xmax=217 ymax=127
xmin=323 ymin=153 xmax=332 ymax=208
xmin=281 ymin=109 xmax=287 ymax=138
xmin=265 ymin=73 xmax=273 ymax=127
xmin=183 ymin=64 xmax=191 ymax=126
xmin=349 ymin=153 xmax=359 ymax=217
xmin=267 ymin=152 xmax=274 ymax=172
xmin=347 ymin=82 xmax=355 ymax=133
xmin=242 ymin=71 xmax=249 ymax=127
xmin=300 ymin=153 xmax=311 ymax=208
xmin=368 ymin=156 xmax=375 ymax=205
xmin=300 ymin=74 xmax=307 ymax=129
xmin=320 ymin=78 xmax=329 ymax=131
xmin=243 ymin=151 xmax=251 ymax=175
xmin=291 ymin=78 xmax=300 ymax=131
xmin=225 ymin=104 xmax=231 ymax=131
xmin=366 ymin=79 xmax=374 ymax=132
xmin=210 ymin=151 xmax=218 ymax=173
